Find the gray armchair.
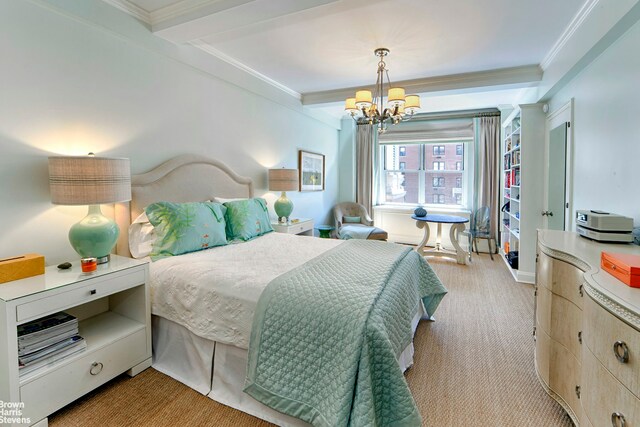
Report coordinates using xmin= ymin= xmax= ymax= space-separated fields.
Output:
xmin=333 ymin=202 xmax=388 ymax=240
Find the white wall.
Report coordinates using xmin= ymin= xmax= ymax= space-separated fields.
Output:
xmin=548 ymin=18 xmax=640 ymax=227
xmin=0 ymin=0 xmax=340 ymax=265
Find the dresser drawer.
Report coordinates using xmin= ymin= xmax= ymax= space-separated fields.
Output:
xmin=551 ymin=258 xmax=584 ymax=309
xmin=20 ymin=327 xmax=147 ymax=422
xmin=550 ymin=294 xmax=583 ymax=361
xmin=16 ymin=268 xmax=146 ymax=323
xmin=536 ymin=284 xmax=552 ymax=335
xmin=582 ymin=346 xmax=639 ymax=427
xmin=584 ymin=295 xmax=640 ymax=397
xmin=535 ymin=321 xmax=551 ymax=387
xmin=549 ymin=340 xmax=582 ymax=422
xmin=537 ymin=250 xmax=552 ymax=291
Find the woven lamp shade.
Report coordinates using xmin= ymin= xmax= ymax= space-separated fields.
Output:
xmin=49 ymin=156 xmax=131 ymax=205
xmin=268 ymin=168 xmax=298 ymax=192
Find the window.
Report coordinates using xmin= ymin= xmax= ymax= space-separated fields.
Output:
xmin=381 ymin=141 xmax=471 ymax=207
xmin=456 ymin=144 xmax=463 ymax=155
xmin=432 ymin=177 xmax=445 ymax=187
xmin=433 ymin=145 xmax=445 ymax=156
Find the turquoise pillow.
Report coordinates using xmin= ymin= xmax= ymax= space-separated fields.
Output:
xmin=145 ymin=201 xmax=227 ymax=260
xmin=223 ymin=198 xmax=273 ymax=241
xmin=343 ymin=216 xmax=361 ymax=224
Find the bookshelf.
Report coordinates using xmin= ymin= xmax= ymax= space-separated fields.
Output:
xmin=0 ymin=255 xmax=151 ymax=426
xmin=500 ymin=104 xmax=545 ymax=283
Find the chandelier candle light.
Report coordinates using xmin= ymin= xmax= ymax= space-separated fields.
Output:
xmin=268 ymin=168 xmax=299 ymax=224
xmin=49 ymin=154 xmax=131 ymax=264
xmin=345 ymin=48 xmax=421 ymax=133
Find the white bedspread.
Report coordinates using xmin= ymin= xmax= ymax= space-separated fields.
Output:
xmin=149 ymin=232 xmax=342 ymax=349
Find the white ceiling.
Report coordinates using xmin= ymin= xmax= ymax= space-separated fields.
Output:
xmin=103 ymin=0 xmax=588 ymax=114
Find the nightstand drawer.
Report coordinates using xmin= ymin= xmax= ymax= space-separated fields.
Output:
xmin=290 ymin=222 xmax=312 ymax=234
xmin=20 ymin=327 xmax=147 ymax=422
xmin=16 ymin=268 xmax=145 ymax=323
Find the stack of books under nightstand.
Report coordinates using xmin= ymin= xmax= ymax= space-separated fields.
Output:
xmin=17 ymin=312 xmax=86 ymax=376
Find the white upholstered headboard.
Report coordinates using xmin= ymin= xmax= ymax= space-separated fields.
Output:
xmin=115 ymin=154 xmax=254 ymax=257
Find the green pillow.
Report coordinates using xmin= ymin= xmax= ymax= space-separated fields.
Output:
xmin=145 ymin=201 xmax=228 ymax=260
xmin=343 ymin=216 xmax=361 ymax=224
xmin=223 ymin=198 xmax=274 ymax=241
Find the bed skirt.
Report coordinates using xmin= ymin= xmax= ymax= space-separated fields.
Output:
xmin=151 ymin=304 xmax=426 ymax=427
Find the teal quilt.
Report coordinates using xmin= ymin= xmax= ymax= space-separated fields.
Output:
xmin=245 ymin=240 xmax=447 ymax=426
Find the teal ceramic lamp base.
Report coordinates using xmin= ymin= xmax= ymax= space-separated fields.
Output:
xmin=274 ymin=191 xmax=294 ymax=224
xmin=68 ymin=205 xmax=120 ymax=264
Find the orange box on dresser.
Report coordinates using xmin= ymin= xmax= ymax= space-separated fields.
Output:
xmin=601 ymin=252 xmax=640 ymax=288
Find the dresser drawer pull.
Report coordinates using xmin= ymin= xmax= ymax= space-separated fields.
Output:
xmin=89 ymin=289 xmax=97 ymax=295
xmin=613 ymin=341 xmax=629 ymax=364
xmin=578 ymin=284 xmax=583 ymax=297
xmin=575 ymin=385 xmax=580 ymax=399
xmin=577 ymin=331 xmax=582 ymax=344
xmin=90 ymin=361 xmax=104 ymax=375
xmin=611 ymin=412 xmax=626 ymax=427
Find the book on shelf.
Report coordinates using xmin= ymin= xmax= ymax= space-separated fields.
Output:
xmin=19 ymin=335 xmax=84 ymax=365
xmin=18 ymin=312 xmax=78 ymax=343
xmin=18 ymin=328 xmax=78 ymax=356
xmin=19 ymin=339 xmax=87 ymax=377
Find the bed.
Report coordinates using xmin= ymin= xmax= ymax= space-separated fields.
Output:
xmin=115 ymin=154 xmax=447 ymax=427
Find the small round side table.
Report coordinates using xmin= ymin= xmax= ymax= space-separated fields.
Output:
xmin=315 ymin=225 xmax=335 ymax=238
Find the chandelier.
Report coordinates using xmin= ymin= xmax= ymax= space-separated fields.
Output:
xmin=345 ymin=48 xmax=421 ymax=133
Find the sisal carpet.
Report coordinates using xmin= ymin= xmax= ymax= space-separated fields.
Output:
xmin=50 ymin=254 xmax=573 ymax=427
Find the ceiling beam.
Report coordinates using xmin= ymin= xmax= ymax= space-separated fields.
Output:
xmin=301 ymin=65 xmax=543 ymax=106
xmin=152 ymin=0 xmax=340 ymax=44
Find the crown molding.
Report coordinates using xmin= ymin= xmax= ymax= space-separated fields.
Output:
xmin=100 ymin=0 xmax=151 ymax=23
xmin=302 ymin=65 xmax=542 ymax=106
xmin=189 ymin=40 xmax=302 ymax=100
xmin=152 ymin=0 xmax=224 ymax=24
xmin=541 ymin=0 xmax=599 ymax=70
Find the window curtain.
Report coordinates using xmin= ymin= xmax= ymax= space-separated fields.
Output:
xmin=355 ymin=124 xmax=379 ymax=215
xmin=474 ymin=116 xmax=501 ymax=247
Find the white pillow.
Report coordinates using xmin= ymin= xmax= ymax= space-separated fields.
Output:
xmin=128 ymin=212 xmax=156 ymax=259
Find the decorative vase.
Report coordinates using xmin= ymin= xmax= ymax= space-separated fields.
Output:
xmin=414 ymin=206 xmax=427 ymax=217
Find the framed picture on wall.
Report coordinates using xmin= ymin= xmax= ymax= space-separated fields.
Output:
xmin=298 ymin=150 xmax=325 ymax=191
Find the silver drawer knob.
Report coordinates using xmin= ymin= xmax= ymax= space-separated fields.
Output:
xmin=611 ymin=412 xmax=626 ymax=427
xmin=90 ymin=361 xmax=104 ymax=375
xmin=613 ymin=341 xmax=629 ymax=364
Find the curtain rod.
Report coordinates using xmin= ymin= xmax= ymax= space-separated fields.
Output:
xmin=355 ymin=108 xmax=501 ymax=125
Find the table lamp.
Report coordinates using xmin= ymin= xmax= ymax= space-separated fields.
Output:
xmin=268 ymin=168 xmax=298 ymax=224
xmin=49 ymin=154 xmax=131 ymax=264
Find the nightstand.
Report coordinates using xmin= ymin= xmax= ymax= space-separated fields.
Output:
xmin=0 ymin=255 xmax=151 ymax=426
xmin=271 ymin=218 xmax=314 ymax=236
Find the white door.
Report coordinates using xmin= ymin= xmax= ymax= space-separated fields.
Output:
xmin=546 ymin=123 xmax=568 ymax=230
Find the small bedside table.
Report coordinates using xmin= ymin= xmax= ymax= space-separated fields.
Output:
xmin=271 ymin=218 xmax=314 ymax=236
xmin=0 ymin=255 xmax=151 ymax=426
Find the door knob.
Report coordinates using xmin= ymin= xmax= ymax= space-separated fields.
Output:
xmin=541 ymin=211 xmax=554 ymax=217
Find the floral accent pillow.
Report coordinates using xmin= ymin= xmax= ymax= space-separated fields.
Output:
xmin=145 ymin=201 xmax=228 ymax=260
xmin=223 ymin=198 xmax=274 ymax=241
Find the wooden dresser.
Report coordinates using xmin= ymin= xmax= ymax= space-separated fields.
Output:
xmin=535 ymin=230 xmax=640 ymax=427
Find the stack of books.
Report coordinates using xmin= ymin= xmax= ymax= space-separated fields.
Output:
xmin=17 ymin=312 xmax=86 ymax=376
